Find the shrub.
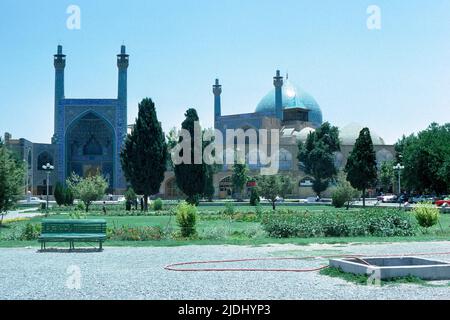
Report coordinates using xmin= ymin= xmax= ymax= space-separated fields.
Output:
xmin=69 ymin=210 xmax=86 ymax=220
xmin=75 ymin=202 xmax=85 ymax=211
xmin=331 ymin=174 xmax=358 ymax=209
xmin=414 ymin=203 xmax=440 ymax=229
xmin=332 ymin=190 xmax=347 ymax=208
xmin=200 ymin=226 xmax=231 ymax=240
xmin=261 ymin=209 xmax=416 ymax=238
xmin=250 ymin=188 xmax=260 ymax=206
xmin=153 ymin=198 xmax=164 ymax=211
xmin=176 ymin=202 xmax=197 ymax=237
xmin=223 ymin=202 xmax=235 ymax=216
xmin=108 ymin=225 xmax=164 ymax=241
xmin=124 ymin=188 xmax=137 ymax=211
xmin=20 ymin=223 xmax=41 ymax=240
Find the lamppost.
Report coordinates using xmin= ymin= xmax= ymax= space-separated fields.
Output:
xmin=42 ymin=163 xmax=54 ymax=212
xmin=393 ymin=163 xmax=404 ymax=196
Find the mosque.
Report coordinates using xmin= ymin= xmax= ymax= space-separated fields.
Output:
xmin=5 ymin=45 xmax=128 ymax=195
xmin=161 ymin=71 xmax=395 ymax=199
xmin=4 ymin=46 xmax=395 ymax=198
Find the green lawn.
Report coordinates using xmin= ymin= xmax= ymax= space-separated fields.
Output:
xmin=1 ymin=204 xmax=449 ymax=248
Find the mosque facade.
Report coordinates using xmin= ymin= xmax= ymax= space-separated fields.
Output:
xmin=161 ymin=70 xmax=395 ymax=199
xmin=4 ymin=46 xmax=395 ymax=199
xmin=5 ymin=45 xmax=128 ymax=195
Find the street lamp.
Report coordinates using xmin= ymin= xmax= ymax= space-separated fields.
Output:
xmin=42 ymin=163 xmax=54 ymax=212
xmin=393 ymin=163 xmax=404 ymax=196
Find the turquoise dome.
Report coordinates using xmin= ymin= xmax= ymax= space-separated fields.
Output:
xmin=255 ymin=79 xmax=323 ymax=127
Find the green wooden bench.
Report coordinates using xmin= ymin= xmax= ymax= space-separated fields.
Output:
xmin=38 ymin=219 xmax=107 ymax=251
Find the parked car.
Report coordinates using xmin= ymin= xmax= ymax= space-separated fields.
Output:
xmin=435 ymin=197 xmax=450 ymax=207
xmin=381 ymin=194 xmax=397 ymax=203
xmin=18 ymin=197 xmax=45 ymax=205
xmin=397 ymin=194 xmax=410 ymax=203
xmin=411 ymin=195 xmax=437 ymax=204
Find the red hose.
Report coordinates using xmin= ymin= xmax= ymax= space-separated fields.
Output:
xmin=164 ymin=251 xmax=450 ymax=272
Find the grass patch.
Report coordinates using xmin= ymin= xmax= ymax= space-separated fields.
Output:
xmin=320 ymin=267 xmax=449 ymax=287
xmin=1 ymin=205 xmax=449 ymax=248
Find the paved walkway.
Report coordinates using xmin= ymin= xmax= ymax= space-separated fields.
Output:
xmin=2 ymin=208 xmax=42 ymax=222
xmin=0 ymin=241 xmax=449 ymax=300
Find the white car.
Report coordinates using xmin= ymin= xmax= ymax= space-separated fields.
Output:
xmin=381 ymin=194 xmax=397 ymax=203
xmin=18 ymin=197 xmax=45 ymax=205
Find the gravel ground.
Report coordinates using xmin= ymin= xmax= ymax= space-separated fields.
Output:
xmin=0 ymin=241 xmax=449 ymax=300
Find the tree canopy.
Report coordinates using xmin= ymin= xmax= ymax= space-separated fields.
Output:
xmin=121 ymin=98 xmax=168 ymax=210
xmin=395 ymin=123 xmax=450 ymax=194
xmin=297 ymin=122 xmax=340 ymax=197
xmin=256 ymin=175 xmax=293 ymax=210
xmin=345 ymin=127 xmax=378 ymax=207
xmin=174 ymin=108 xmax=207 ymax=205
xmin=66 ymin=172 xmax=108 ymax=212
xmin=0 ymin=144 xmax=25 ymax=225
xmin=379 ymin=160 xmax=395 ymax=193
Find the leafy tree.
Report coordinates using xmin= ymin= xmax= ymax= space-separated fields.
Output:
xmin=379 ymin=160 xmax=395 ymax=193
xmin=396 ymin=123 xmax=450 ymax=195
xmin=0 ymin=144 xmax=25 ymax=226
xmin=298 ymin=122 xmax=340 ymax=197
xmin=66 ymin=172 xmax=108 ymax=212
xmin=174 ymin=109 xmax=207 ymax=205
xmin=231 ymin=163 xmax=248 ymax=201
xmin=345 ymin=128 xmax=378 ymax=207
xmin=279 ymin=175 xmax=294 ymax=199
xmin=54 ymin=182 xmax=65 ymax=206
xmin=256 ymin=175 xmax=293 ymax=210
xmin=121 ymin=98 xmax=168 ymax=211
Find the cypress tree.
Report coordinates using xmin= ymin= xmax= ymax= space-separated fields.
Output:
xmin=54 ymin=182 xmax=65 ymax=206
xmin=174 ymin=108 xmax=207 ymax=205
xmin=120 ymin=98 xmax=167 ymax=211
xmin=345 ymin=127 xmax=378 ymax=207
xmin=64 ymin=187 xmax=74 ymax=206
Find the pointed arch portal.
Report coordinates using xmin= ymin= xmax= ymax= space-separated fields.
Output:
xmin=65 ymin=112 xmax=115 ymax=189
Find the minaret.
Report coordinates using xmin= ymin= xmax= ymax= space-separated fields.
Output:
xmin=273 ymin=70 xmax=284 ymax=120
xmin=116 ymin=45 xmax=129 ymax=190
xmin=117 ymin=45 xmax=129 ymax=107
xmin=53 ymin=45 xmax=66 ymax=138
xmin=213 ymin=78 xmax=222 ymax=122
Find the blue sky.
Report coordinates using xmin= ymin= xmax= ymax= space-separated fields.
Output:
xmin=1 ymin=0 xmax=449 ymax=144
